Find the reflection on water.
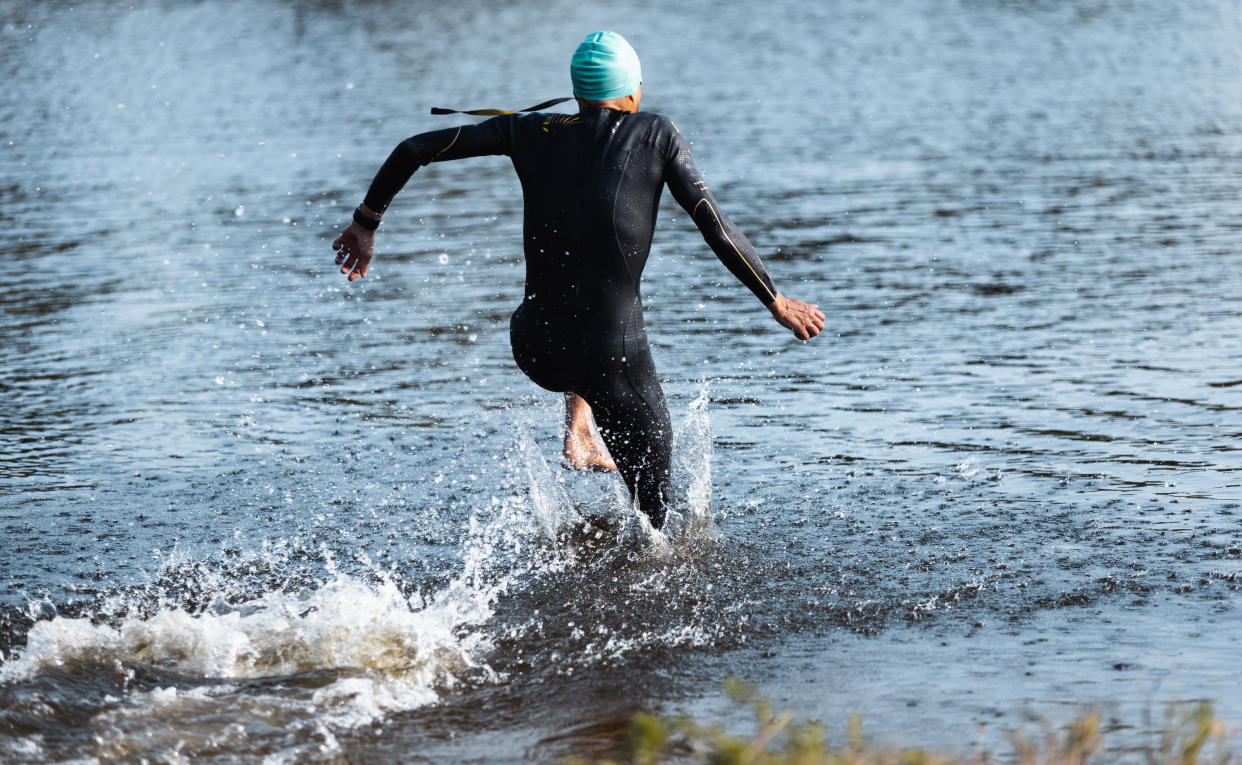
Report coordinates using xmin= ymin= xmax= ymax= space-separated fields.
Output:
xmin=2 ymin=0 xmax=1242 ymax=761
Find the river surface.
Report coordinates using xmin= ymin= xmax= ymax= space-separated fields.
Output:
xmin=2 ymin=0 xmax=1242 ymax=762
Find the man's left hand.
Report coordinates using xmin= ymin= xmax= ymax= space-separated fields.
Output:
xmin=768 ymin=293 xmax=826 ymax=340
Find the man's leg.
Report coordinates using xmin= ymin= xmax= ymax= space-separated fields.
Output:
xmin=511 ymin=306 xmax=615 ymax=472
xmin=562 ymin=393 xmax=618 ymax=473
xmin=578 ymin=346 xmax=675 ymax=529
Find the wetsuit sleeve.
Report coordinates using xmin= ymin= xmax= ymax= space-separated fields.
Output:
xmin=361 ymin=116 xmax=516 ymax=214
xmin=662 ymin=124 xmax=778 ymax=306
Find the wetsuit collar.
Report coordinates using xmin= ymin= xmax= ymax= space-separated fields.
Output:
xmin=577 ymin=105 xmax=632 ymax=116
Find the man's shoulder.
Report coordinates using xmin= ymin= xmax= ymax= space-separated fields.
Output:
xmin=633 ymin=111 xmax=679 ymax=131
xmin=511 ymin=111 xmax=587 ymax=135
xmin=632 ymin=111 xmax=685 ymax=155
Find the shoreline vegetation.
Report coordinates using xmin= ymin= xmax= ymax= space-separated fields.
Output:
xmin=566 ymin=680 xmax=1237 ymax=765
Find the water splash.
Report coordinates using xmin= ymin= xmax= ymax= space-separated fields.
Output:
xmin=0 ymin=399 xmax=725 ymax=760
xmin=515 ymin=425 xmax=576 ymax=540
xmin=665 ymin=383 xmax=719 ymax=542
xmin=0 ymin=431 xmax=590 ymax=735
xmin=2 ymin=563 xmax=507 ymax=731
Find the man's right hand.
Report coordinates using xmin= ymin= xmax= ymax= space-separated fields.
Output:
xmin=332 ymin=223 xmax=375 ymax=281
xmin=768 ymin=292 xmax=826 ymax=340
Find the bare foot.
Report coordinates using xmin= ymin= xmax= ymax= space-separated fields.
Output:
xmin=562 ymin=393 xmax=618 ymax=473
xmin=563 ymin=431 xmax=618 ymax=472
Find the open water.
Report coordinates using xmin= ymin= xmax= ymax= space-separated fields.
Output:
xmin=2 ymin=0 xmax=1242 ymax=762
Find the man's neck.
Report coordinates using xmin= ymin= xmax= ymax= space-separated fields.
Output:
xmin=575 ymin=94 xmax=640 ymax=114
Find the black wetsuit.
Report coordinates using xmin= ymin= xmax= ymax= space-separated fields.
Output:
xmin=362 ymin=107 xmax=777 ymax=529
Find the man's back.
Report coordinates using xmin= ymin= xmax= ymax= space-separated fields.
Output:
xmin=356 ymin=105 xmax=777 ymax=330
xmin=504 ymin=107 xmax=676 ymax=341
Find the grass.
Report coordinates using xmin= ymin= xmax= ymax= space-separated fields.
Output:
xmin=564 ymin=679 xmax=1237 ymax=765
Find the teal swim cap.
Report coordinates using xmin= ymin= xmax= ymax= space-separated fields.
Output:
xmin=570 ymin=31 xmax=642 ymax=101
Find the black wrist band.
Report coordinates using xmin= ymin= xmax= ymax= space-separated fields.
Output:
xmin=353 ymin=207 xmax=380 ymax=231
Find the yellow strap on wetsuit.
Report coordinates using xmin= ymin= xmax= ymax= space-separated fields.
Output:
xmin=430 ymin=97 xmax=573 ymax=116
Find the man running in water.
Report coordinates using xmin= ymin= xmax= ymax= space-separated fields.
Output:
xmin=332 ymin=31 xmax=824 ymax=529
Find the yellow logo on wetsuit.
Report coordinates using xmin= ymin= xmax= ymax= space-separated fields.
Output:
xmin=541 ymin=114 xmax=583 ymax=133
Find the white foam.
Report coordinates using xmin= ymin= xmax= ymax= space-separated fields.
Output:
xmin=3 ymin=573 xmax=487 ymax=687
xmin=0 ymin=734 xmax=45 ymax=761
xmin=0 ymin=486 xmax=555 ymax=732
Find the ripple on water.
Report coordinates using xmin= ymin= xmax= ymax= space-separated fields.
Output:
xmin=3 ymin=0 xmax=1242 ymax=760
